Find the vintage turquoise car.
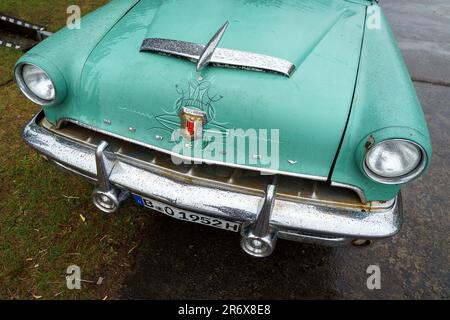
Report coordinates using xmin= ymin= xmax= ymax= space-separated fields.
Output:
xmin=15 ymin=0 xmax=432 ymax=257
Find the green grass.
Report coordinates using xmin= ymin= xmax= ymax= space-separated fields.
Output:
xmin=0 ymin=1 xmax=147 ymax=300
xmin=0 ymin=0 xmax=110 ymax=31
xmin=0 ymin=49 xmax=21 ymax=85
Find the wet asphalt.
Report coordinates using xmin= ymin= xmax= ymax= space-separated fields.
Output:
xmin=120 ymin=0 xmax=450 ymax=299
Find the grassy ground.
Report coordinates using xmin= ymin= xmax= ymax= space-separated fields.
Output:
xmin=0 ymin=50 xmax=20 ymax=85
xmin=0 ymin=1 xmax=147 ymax=300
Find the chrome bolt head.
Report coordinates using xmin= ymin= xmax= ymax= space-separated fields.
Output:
xmin=240 ymin=231 xmax=277 ymax=258
xmin=92 ymin=189 xmax=120 ymax=214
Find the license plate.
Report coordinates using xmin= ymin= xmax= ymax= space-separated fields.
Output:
xmin=133 ymin=195 xmax=241 ymax=233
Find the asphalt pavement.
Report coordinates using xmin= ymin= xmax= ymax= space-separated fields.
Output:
xmin=120 ymin=0 xmax=450 ymax=299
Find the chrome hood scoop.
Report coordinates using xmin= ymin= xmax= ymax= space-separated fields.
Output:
xmin=140 ymin=21 xmax=296 ymax=76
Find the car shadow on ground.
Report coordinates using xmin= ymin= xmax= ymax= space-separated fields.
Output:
xmin=120 ymin=213 xmax=340 ymax=300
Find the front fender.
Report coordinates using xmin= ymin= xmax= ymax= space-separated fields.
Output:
xmin=331 ymin=4 xmax=432 ymax=201
xmin=14 ymin=0 xmax=140 ymax=110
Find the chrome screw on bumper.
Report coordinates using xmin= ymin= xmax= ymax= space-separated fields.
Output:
xmin=241 ymin=182 xmax=278 ymax=258
xmin=92 ymin=141 xmax=129 ymax=214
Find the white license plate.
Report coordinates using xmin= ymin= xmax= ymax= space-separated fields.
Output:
xmin=133 ymin=195 xmax=241 ymax=232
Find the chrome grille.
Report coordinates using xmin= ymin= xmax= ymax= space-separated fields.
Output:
xmin=41 ymin=118 xmax=378 ymax=211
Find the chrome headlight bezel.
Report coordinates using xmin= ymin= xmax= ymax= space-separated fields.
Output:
xmin=14 ymin=63 xmax=56 ymax=106
xmin=363 ymin=139 xmax=427 ymax=185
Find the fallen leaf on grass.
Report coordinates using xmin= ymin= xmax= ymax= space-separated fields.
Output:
xmin=119 ymin=263 xmax=131 ymax=268
xmin=63 ymin=195 xmax=80 ymax=200
xmin=80 ymin=279 xmax=95 ymax=284
xmin=127 ymin=244 xmax=138 ymax=255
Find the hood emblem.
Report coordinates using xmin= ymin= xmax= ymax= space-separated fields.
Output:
xmin=140 ymin=22 xmax=295 ymax=77
xmin=153 ymin=77 xmax=228 ymax=145
xmin=179 ymin=107 xmax=208 ymax=141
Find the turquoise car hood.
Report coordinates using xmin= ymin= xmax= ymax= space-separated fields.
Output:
xmin=76 ymin=0 xmax=366 ymax=180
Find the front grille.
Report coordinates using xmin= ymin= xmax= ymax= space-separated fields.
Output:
xmin=41 ymin=118 xmax=373 ymax=211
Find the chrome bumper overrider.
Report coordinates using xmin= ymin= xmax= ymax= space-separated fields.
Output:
xmin=23 ymin=112 xmax=403 ymax=257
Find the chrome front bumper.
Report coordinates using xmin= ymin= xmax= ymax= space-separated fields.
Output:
xmin=22 ymin=112 xmax=402 ymax=256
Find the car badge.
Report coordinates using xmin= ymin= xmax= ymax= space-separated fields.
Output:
xmin=179 ymin=107 xmax=208 ymax=141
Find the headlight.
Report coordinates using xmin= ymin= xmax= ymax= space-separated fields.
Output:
xmin=364 ymin=139 xmax=427 ymax=184
xmin=15 ymin=64 xmax=56 ymax=105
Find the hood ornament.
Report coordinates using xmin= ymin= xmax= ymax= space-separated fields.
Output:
xmin=196 ymin=21 xmax=229 ymax=72
xmin=140 ymin=22 xmax=295 ymax=77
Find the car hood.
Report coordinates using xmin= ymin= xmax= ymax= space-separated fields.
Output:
xmin=76 ymin=0 xmax=366 ymax=179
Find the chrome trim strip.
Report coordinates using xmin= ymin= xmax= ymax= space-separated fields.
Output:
xmin=55 ymin=116 xmax=329 ymax=182
xmin=277 ymin=231 xmax=348 ymax=247
xmin=140 ymin=22 xmax=296 ymax=77
xmin=211 ymin=48 xmax=296 ymax=76
xmin=52 ymin=160 xmax=97 ymax=183
xmin=140 ymin=38 xmax=203 ymax=61
xmin=23 ymin=112 xmax=403 ymax=244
